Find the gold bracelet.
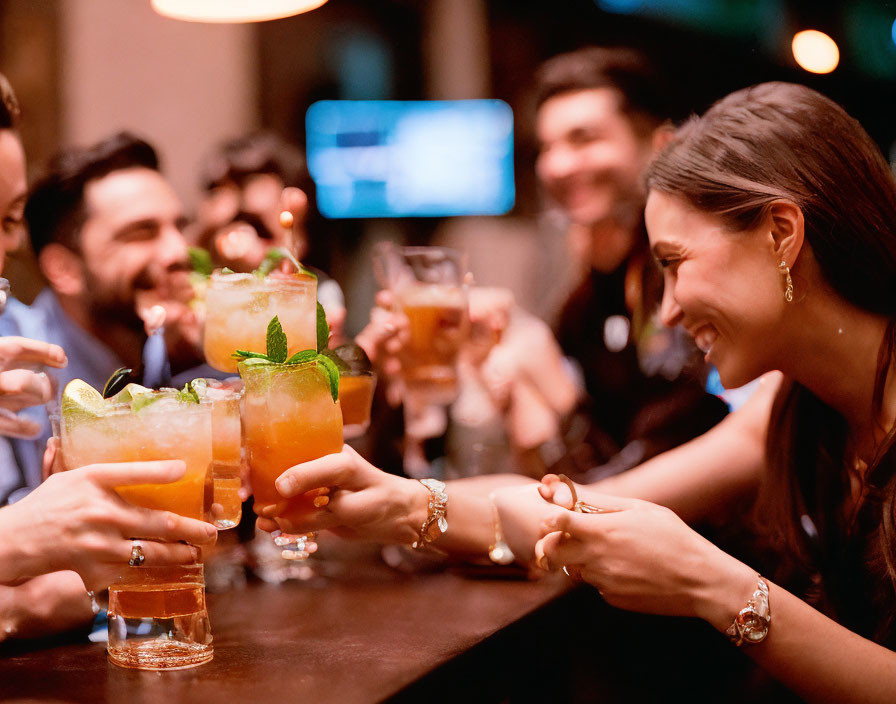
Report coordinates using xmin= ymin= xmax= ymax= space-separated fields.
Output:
xmin=411 ymin=478 xmax=448 ymax=549
xmin=486 ymin=492 xmax=515 ymax=565
xmin=725 ymin=576 xmax=771 ymax=646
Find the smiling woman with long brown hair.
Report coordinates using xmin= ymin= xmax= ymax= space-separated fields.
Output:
xmin=533 ymin=82 xmax=896 ymax=702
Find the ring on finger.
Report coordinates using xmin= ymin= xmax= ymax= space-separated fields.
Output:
xmin=128 ymin=541 xmax=146 ymax=567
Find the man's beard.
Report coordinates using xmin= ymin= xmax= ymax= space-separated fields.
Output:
xmin=85 ymin=291 xmax=144 ymax=335
xmin=82 ymin=266 xmax=158 ymax=335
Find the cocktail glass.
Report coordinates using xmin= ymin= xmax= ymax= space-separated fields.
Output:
xmin=195 ymin=378 xmax=244 ymax=530
xmin=338 ymin=370 xmax=377 ymax=440
xmin=107 ymin=564 xmax=211 ymax=670
xmin=203 ymin=271 xmax=317 ymax=373
xmin=240 ymin=360 xmax=343 ymax=560
xmin=59 ymin=388 xmax=214 ymax=669
xmin=372 ymin=243 xmax=468 ymax=405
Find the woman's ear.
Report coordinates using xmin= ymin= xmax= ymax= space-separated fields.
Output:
xmin=38 ymin=243 xmax=85 ymax=297
xmin=767 ymin=200 xmax=805 ymax=268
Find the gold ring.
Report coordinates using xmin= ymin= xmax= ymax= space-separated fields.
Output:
xmin=574 ymin=500 xmax=607 ymax=514
xmin=128 ymin=542 xmax=146 ymax=567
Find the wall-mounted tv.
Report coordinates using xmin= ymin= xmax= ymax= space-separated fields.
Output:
xmin=306 ymin=100 xmax=515 ymax=218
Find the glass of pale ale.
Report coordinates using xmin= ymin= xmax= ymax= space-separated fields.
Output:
xmin=59 ymin=382 xmax=215 ymax=670
xmin=373 ymin=243 xmax=469 ymax=405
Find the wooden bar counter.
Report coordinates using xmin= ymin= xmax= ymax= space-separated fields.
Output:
xmin=0 ymin=549 xmax=802 ymax=703
xmin=0 ymin=556 xmax=571 ymax=704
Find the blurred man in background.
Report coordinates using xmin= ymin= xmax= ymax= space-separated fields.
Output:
xmin=190 ymin=131 xmax=345 ymax=336
xmin=0 ymin=132 xmax=201 ymax=504
xmin=533 ymin=47 xmax=728 ymax=477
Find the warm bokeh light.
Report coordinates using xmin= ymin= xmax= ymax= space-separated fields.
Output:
xmin=151 ymin=0 xmax=327 ymax=23
xmin=791 ymin=29 xmax=840 ymax=74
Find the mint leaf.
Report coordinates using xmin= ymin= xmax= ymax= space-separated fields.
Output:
xmin=253 ymin=247 xmax=316 ymax=279
xmin=316 ymin=302 xmax=329 ymax=353
xmin=220 ymin=267 xmax=235 ymax=275
xmin=266 ymin=315 xmax=288 ymax=363
xmin=188 ymin=247 xmax=214 ymax=276
xmin=285 ymin=349 xmax=318 ymax=365
xmin=297 ymin=263 xmax=318 ymax=279
xmin=315 ymin=354 xmax=340 ymax=402
xmin=255 ymin=249 xmax=285 ymax=278
xmin=232 ymin=350 xmax=270 ymax=360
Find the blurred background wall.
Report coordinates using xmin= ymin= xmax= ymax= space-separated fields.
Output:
xmin=2 ymin=0 xmax=896 ymax=323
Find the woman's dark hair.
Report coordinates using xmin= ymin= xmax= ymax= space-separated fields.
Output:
xmin=0 ymin=72 xmax=20 ymax=129
xmin=646 ymin=82 xmax=896 ymax=642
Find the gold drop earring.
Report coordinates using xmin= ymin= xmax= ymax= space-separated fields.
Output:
xmin=779 ymin=260 xmax=794 ymax=303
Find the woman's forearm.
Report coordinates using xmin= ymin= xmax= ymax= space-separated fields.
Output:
xmin=701 ymin=571 xmax=896 ymax=703
xmin=584 ymin=374 xmax=780 ymax=522
xmin=436 ymin=474 xmax=536 ymax=557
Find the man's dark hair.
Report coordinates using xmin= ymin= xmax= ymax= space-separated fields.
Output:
xmin=534 ymin=47 xmax=671 ymax=135
xmin=0 ymin=72 xmax=21 ymax=129
xmin=25 ymin=131 xmax=160 ymax=255
xmin=199 ymin=130 xmax=314 ymax=201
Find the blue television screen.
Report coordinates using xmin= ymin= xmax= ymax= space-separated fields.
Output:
xmin=306 ymin=100 xmax=515 ymax=218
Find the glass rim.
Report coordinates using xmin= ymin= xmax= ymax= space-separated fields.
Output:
xmin=237 ymin=359 xmax=319 ymax=376
xmin=59 ymin=398 xmax=212 ymax=423
xmin=207 ymin=271 xmax=316 ymax=291
xmin=339 ymin=369 xmax=376 ymax=378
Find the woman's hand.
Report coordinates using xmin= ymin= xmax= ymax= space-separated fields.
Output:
xmin=537 ymin=474 xmax=576 ymax=509
xmin=0 ymin=460 xmax=218 ymax=591
xmin=354 ymin=290 xmax=408 ymax=406
xmin=534 ymin=492 xmax=755 ymax=625
xmin=256 ymin=445 xmax=428 ymax=546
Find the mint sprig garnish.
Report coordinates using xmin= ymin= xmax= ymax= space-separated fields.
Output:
xmin=254 ymin=248 xmax=318 ymax=280
xmin=316 ymin=302 xmax=329 ymax=353
xmin=231 ymin=314 xmax=340 ymax=402
xmin=266 ymin=315 xmax=288 ymax=363
xmin=284 ymin=349 xmax=318 ymax=365
xmin=315 ymin=354 xmax=341 ymax=402
xmin=188 ymin=247 xmax=214 ymax=277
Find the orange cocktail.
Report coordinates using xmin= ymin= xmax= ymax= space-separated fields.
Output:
xmin=373 ymin=243 xmax=469 ymax=405
xmin=60 ymin=393 xmax=212 ymax=520
xmin=194 ymin=378 xmax=244 ymax=529
xmin=241 ymin=360 xmax=342 ymax=545
xmin=203 ymin=272 xmax=317 ymax=373
xmin=338 ymin=371 xmax=376 ymax=439
xmin=399 ymin=283 xmax=467 ymax=401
